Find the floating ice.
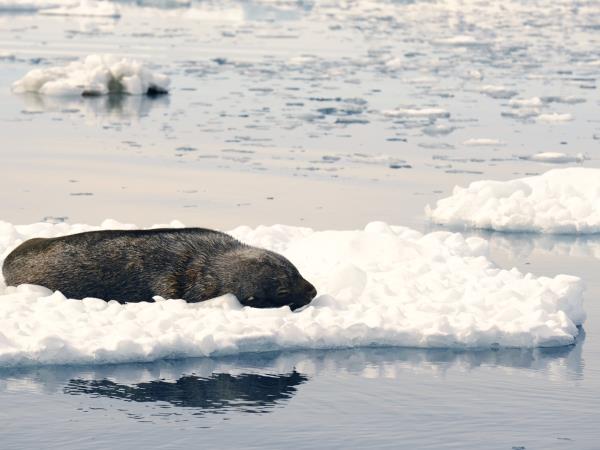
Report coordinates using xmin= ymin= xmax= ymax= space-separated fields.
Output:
xmin=508 ymin=97 xmax=543 ymax=108
xmin=520 ymin=152 xmax=586 ymax=164
xmin=537 ymin=113 xmax=573 ymax=123
xmin=427 ymin=168 xmax=600 ymax=234
xmin=382 ymin=107 xmax=449 ymax=119
xmin=463 ymin=138 xmax=502 ymax=147
xmin=434 ymin=35 xmax=488 ymax=47
xmin=39 ymin=0 xmax=120 ymax=17
xmin=12 ymin=54 xmax=169 ymax=96
xmin=480 ymin=85 xmax=518 ymax=99
xmin=0 ymin=219 xmax=586 ymax=367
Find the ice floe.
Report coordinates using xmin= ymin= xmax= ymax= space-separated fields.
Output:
xmin=480 ymin=85 xmax=518 ymax=99
xmin=520 ymin=152 xmax=586 ymax=164
xmin=463 ymin=138 xmax=503 ymax=147
xmin=427 ymin=168 xmax=600 ymax=234
xmin=12 ymin=54 xmax=169 ymax=96
xmin=383 ymin=107 xmax=449 ymax=119
xmin=0 ymin=219 xmax=586 ymax=367
xmin=537 ymin=113 xmax=573 ymax=123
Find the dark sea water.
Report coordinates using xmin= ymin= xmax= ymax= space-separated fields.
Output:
xmin=1 ymin=0 xmax=599 ymax=448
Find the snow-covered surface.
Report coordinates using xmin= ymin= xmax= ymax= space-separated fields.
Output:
xmin=39 ymin=0 xmax=120 ymax=17
xmin=0 ymin=219 xmax=586 ymax=367
xmin=427 ymin=168 xmax=600 ymax=234
xmin=12 ymin=54 xmax=169 ymax=96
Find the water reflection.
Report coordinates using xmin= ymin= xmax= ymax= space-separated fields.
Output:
xmin=485 ymin=231 xmax=600 ymax=261
xmin=426 ymin=224 xmax=600 ymax=261
xmin=18 ymin=92 xmax=169 ymax=121
xmin=64 ymin=371 xmax=307 ymax=413
xmin=0 ymin=337 xmax=584 ymax=396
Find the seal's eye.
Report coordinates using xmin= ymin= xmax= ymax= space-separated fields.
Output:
xmin=245 ymin=296 xmax=255 ymax=302
xmin=276 ymin=289 xmax=290 ymax=298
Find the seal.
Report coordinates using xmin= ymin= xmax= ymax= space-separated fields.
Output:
xmin=2 ymin=228 xmax=317 ymax=310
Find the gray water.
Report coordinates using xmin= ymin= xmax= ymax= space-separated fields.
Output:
xmin=1 ymin=0 xmax=600 ymax=448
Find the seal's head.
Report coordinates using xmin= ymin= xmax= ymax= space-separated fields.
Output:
xmin=204 ymin=246 xmax=317 ymax=310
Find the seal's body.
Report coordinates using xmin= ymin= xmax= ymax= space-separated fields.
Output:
xmin=2 ymin=228 xmax=317 ymax=310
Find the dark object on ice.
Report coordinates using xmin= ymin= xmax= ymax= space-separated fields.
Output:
xmin=2 ymin=228 xmax=317 ymax=310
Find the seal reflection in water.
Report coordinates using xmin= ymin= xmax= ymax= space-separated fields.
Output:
xmin=64 ymin=371 xmax=308 ymax=414
xmin=2 ymin=228 xmax=317 ymax=310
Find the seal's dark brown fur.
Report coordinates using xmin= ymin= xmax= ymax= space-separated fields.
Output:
xmin=2 ymin=228 xmax=317 ymax=310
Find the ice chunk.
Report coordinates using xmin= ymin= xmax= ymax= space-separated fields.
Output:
xmin=537 ymin=113 xmax=573 ymax=123
xmin=463 ymin=138 xmax=502 ymax=146
xmin=12 ymin=54 xmax=169 ymax=96
xmin=480 ymin=85 xmax=517 ymax=99
xmin=520 ymin=152 xmax=586 ymax=164
xmin=427 ymin=168 xmax=600 ymax=234
xmin=0 ymin=219 xmax=586 ymax=366
xmin=382 ymin=107 xmax=449 ymax=119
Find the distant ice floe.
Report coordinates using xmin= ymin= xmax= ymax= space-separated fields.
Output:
xmin=434 ymin=35 xmax=487 ymax=47
xmin=537 ymin=113 xmax=573 ymax=123
xmin=12 ymin=54 xmax=169 ymax=96
xmin=39 ymin=0 xmax=120 ymax=17
xmin=480 ymin=85 xmax=518 ymax=99
xmin=0 ymin=219 xmax=586 ymax=366
xmin=427 ymin=168 xmax=600 ymax=234
xmin=463 ymin=138 xmax=502 ymax=147
xmin=520 ymin=152 xmax=586 ymax=164
xmin=383 ymin=107 xmax=449 ymax=119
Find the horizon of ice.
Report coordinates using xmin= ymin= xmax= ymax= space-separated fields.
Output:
xmin=12 ymin=54 xmax=169 ymax=97
xmin=39 ymin=0 xmax=120 ymax=17
xmin=0 ymin=219 xmax=586 ymax=367
xmin=0 ymin=0 xmax=72 ymax=11
xmin=427 ymin=168 xmax=600 ymax=234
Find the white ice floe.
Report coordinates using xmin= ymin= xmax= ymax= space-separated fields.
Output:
xmin=0 ymin=219 xmax=586 ymax=367
xmin=509 ymin=97 xmax=543 ymax=108
xmin=434 ymin=35 xmax=486 ymax=46
xmin=427 ymin=168 xmax=600 ymax=234
xmin=12 ymin=54 xmax=169 ymax=96
xmin=537 ymin=113 xmax=573 ymax=123
xmin=463 ymin=138 xmax=502 ymax=146
xmin=480 ymin=84 xmax=517 ymax=99
xmin=382 ymin=107 xmax=449 ymax=119
xmin=520 ymin=152 xmax=586 ymax=164
xmin=39 ymin=0 xmax=120 ymax=17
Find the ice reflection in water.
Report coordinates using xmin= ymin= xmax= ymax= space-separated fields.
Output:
xmin=18 ymin=92 xmax=170 ymax=121
xmin=0 ymin=340 xmax=584 ymax=421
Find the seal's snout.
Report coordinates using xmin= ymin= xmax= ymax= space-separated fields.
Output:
xmin=290 ymin=279 xmax=316 ymax=311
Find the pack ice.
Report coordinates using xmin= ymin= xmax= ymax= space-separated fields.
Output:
xmin=427 ymin=168 xmax=600 ymax=234
xmin=0 ymin=220 xmax=585 ymax=367
xmin=11 ymin=54 xmax=169 ymax=96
